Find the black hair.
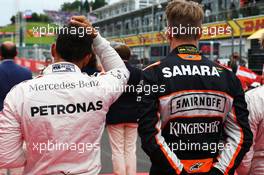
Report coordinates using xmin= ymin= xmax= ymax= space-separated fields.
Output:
xmin=56 ymin=25 xmax=93 ymax=62
xmin=0 ymin=43 xmax=17 ymax=59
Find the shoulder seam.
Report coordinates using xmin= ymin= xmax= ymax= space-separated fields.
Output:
xmin=143 ymin=61 xmax=161 ymax=71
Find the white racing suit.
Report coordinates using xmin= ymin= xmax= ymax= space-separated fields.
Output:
xmin=237 ymin=85 xmax=264 ymax=175
xmin=0 ymin=34 xmax=129 ymax=175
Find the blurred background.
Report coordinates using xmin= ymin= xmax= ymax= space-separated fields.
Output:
xmin=0 ymin=0 xmax=264 ymax=74
xmin=0 ymin=0 xmax=264 ymax=174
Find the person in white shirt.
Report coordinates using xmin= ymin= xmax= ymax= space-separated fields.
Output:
xmin=0 ymin=16 xmax=129 ymax=175
xmin=236 ymin=35 xmax=264 ymax=175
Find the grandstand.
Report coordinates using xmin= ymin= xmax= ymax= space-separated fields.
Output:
xmin=92 ymin=0 xmax=264 ymax=72
xmin=44 ymin=10 xmax=97 ymax=25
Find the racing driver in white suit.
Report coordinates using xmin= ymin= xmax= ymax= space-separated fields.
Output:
xmin=236 ymin=85 xmax=264 ymax=175
xmin=236 ymin=34 xmax=264 ymax=175
xmin=0 ymin=16 xmax=129 ymax=175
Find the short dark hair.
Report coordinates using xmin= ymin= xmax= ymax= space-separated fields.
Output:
xmin=56 ymin=25 xmax=93 ymax=62
xmin=114 ymin=45 xmax=131 ymax=61
xmin=0 ymin=43 xmax=17 ymax=59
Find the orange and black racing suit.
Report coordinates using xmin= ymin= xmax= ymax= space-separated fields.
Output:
xmin=138 ymin=45 xmax=253 ymax=175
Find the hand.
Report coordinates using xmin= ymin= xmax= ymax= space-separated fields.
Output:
xmin=70 ymin=16 xmax=98 ymax=38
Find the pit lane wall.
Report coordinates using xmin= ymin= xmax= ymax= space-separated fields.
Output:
xmin=109 ymin=15 xmax=264 ymax=46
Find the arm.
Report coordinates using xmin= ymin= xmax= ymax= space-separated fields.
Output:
xmin=91 ymin=32 xmax=129 ymax=104
xmin=138 ymin=67 xmax=185 ymax=175
xmin=236 ymin=91 xmax=261 ymax=175
xmin=211 ymin=76 xmax=253 ymax=175
xmin=92 ymin=34 xmax=126 ymax=71
xmin=70 ymin=16 xmax=129 ymax=104
xmin=93 ymin=34 xmax=129 ymax=103
xmin=127 ymin=66 xmax=142 ymax=86
xmin=70 ymin=16 xmax=126 ymax=71
xmin=0 ymin=86 xmax=25 ymax=168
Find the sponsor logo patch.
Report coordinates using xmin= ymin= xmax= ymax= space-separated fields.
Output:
xmin=170 ymin=93 xmax=226 ymax=114
xmin=190 ymin=162 xmax=204 ymax=172
xmin=162 ymin=65 xmax=220 ymax=77
xmin=52 ymin=63 xmax=76 ymax=73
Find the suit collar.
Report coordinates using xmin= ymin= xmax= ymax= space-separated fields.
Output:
xmin=172 ymin=45 xmax=200 ymax=55
xmin=1 ymin=59 xmax=15 ymax=64
xmin=43 ymin=62 xmax=81 ymax=75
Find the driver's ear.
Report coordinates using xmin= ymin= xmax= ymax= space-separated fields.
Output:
xmin=51 ymin=44 xmax=57 ymax=60
xmin=51 ymin=43 xmax=62 ymax=62
xmin=196 ymin=27 xmax=202 ymax=40
xmin=166 ymin=26 xmax=173 ymax=42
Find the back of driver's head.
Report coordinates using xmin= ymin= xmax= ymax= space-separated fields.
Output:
xmin=166 ymin=0 xmax=204 ymax=40
xmin=56 ymin=24 xmax=93 ymax=63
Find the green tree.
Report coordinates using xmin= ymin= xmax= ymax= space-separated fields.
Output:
xmin=72 ymin=0 xmax=82 ymax=11
xmin=31 ymin=13 xmax=39 ymax=21
xmin=60 ymin=0 xmax=106 ymax=12
xmin=39 ymin=14 xmax=50 ymax=22
xmin=61 ymin=0 xmax=82 ymax=12
xmin=83 ymin=0 xmax=90 ymax=13
xmin=26 ymin=12 xmax=50 ymax=22
xmin=61 ymin=2 xmax=72 ymax=11
xmin=92 ymin=0 xmax=107 ymax=10
xmin=10 ymin=15 xmax=16 ymax=24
